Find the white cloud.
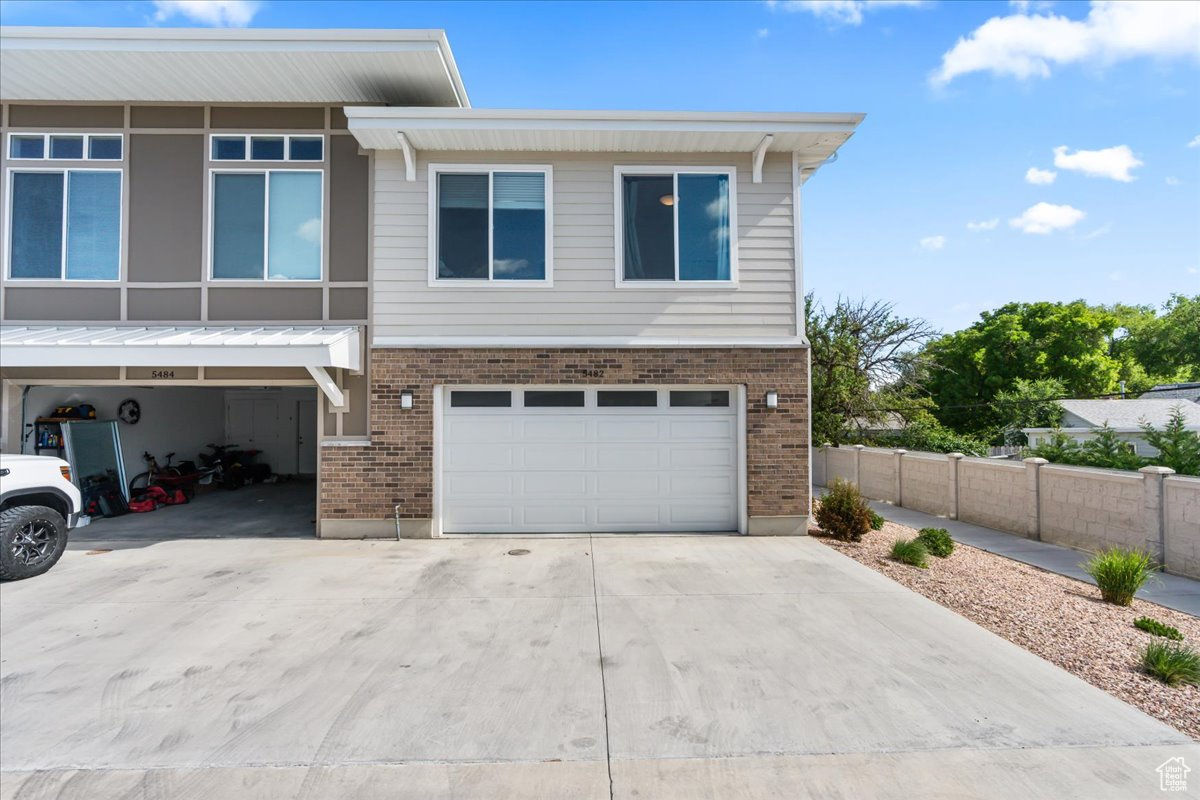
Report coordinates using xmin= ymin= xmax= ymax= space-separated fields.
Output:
xmin=1009 ymin=202 xmax=1085 ymax=234
xmin=1188 ymin=135 xmax=1200 ymax=148
xmin=1166 ymin=176 xmax=1181 ymax=186
xmin=966 ymin=218 xmax=999 ymax=232
xmin=152 ymin=0 xmax=260 ymax=27
xmin=757 ymin=27 xmax=771 ymax=37
xmin=919 ymin=235 xmax=946 ymax=250
xmin=1052 ymin=144 xmax=1142 ymax=181
xmin=1025 ymin=167 xmax=1057 ymax=185
xmin=767 ymin=0 xmax=926 ymax=26
xmin=493 ymin=258 xmax=530 ymax=276
xmin=931 ymin=1 xmax=1200 ymax=86
xmin=1188 ymin=266 xmax=1198 ymax=275
xmin=296 ymin=217 xmax=321 ymax=244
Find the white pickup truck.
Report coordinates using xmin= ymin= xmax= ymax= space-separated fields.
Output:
xmin=0 ymin=455 xmax=82 ymax=581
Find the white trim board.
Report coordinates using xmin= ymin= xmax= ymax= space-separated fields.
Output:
xmin=371 ymin=336 xmax=811 ymax=349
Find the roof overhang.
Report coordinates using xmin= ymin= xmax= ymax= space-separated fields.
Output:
xmin=0 ymin=27 xmax=469 ymax=107
xmin=345 ymin=108 xmax=864 ymax=183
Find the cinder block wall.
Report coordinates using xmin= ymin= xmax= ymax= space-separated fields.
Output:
xmin=814 ymin=445 xmax=1198 ymax=579
xmin=899 ymin=455 xmax=949 ymax=516
xmin=958 ymin=458 xmax=1028 ymax=535
xmin=1165 ymin=476 xmax=1200 ymax=579
xmin=1039 ymin=466 xmax=1145 ymax=552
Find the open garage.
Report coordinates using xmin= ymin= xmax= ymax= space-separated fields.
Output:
xmin=0 ymin=325 xmax=363 ymax=540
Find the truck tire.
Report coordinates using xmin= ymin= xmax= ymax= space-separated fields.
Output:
xmin=0 ymin=505 xmax=69 ymax=581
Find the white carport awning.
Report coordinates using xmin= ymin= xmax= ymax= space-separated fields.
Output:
xmin=0 ymin=326 xmax=361 ymax=405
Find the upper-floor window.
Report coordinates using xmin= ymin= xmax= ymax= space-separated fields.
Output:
xmin=210 ymin=170 xmax=323 ymax=281
xmin=615 ymin=166 xmax=736 ymax=286
xmin=6 ymin=169 xmax=122 ymax=281
xmin=8 ymin=133 xmax=123 ymax=162
xmin=210 ymin=134 xmax=324 ymax=162
xmin=430 ymin=164 xmax=552 ymax=285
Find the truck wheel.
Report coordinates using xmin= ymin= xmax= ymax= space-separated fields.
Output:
xmin=0 ymin=506 xmax=68 ymax=581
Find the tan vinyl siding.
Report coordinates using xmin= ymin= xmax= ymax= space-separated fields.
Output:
xmin=372 ymin=151 xmax=796 ymax=340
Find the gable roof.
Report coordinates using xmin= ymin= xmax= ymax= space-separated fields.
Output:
xmin=1147 ymin=383 xmax=1200 ymax=402
xmin=0 ymin=27 xmax=469 ymax=106
xmin=1059 ymin=399 xmax=1200 ymax=430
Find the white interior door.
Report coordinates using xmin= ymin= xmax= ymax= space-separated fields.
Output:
xmin=296 ymin=399 xmax=317 ymax=474
xmin=441 ymin=386 xmax=740 ymax=534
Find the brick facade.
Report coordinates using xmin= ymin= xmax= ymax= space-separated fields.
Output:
xmin=319 ymin=347 xmax=809 ymax=533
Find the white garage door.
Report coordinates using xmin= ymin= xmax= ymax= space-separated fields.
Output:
xmin=440 ymin=387 xmax=741 ymax=533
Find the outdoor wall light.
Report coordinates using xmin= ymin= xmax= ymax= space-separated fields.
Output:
xmin=400 ymin=391 xmax=413 ymax=410
xmin=765 ymin=390 xmax=779 ymax=409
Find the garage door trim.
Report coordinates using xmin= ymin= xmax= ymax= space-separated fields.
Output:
xmin=432 ymin=384 xmax=747 ymax=536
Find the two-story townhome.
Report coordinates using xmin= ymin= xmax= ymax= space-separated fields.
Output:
xmin=0 ymin=27 xmax=861 ymax=540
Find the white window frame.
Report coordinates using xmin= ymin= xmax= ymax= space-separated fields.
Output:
xmin=209 ymin=133 xmax=326 ymax=163
xmin=6 ymin=132 xmax=125 ymax=162
xmin=3 ymin=166 xmax=124 ymax=282
xmin=207 ymin=168 xmax=325 ymax=282
xmin=613 ymin=165 xmax=739 ymax=289
xmin=427 ymin=163 xmax=554 ymax=288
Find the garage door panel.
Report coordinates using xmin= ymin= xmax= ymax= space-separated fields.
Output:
xmin=669 ymin=419 xmax=735 ymax=439
xmin=522 ymin=472 xmax=589 ymax=495
xmin=596 ymin=419 xmax=660 ymax=441
xmin=442 ymin=386 xmax=739 ymax=533
xmin=668 ymin=447 xmax=735 ymax=468
xmin=596 ymin=446 xmax=662 ymax=468
xmin=523 ymin=505 xmax=589 ymax=525
xmin=447 ymin=473 xmax=514 ymax=496
xmin=521 ymin=419 xmax=588 ymax=441
xmin=522 ymin=445 xmax=589 ymax=469
xmin=668 ymin=474 xmax=735 ymax=497
xmin=595 ymin=505 xmax=662 ymax=526
xmin=448 ymin=420 xmax=514 ymax=441
xmin=596 ymin=472 xmax=663 ymax=497
xmin=447 ymin=444 xmax=514 ymax=469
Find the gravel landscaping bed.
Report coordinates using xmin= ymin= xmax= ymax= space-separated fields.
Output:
xmin=811 ymin=518 xmax=1200 ymax=740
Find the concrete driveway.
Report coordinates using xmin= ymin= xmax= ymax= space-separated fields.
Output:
xmin=1 ymin=535 xmax=1195 ymax=799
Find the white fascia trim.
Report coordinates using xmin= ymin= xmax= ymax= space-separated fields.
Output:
xmin=343 ymin=107 xmax=865 ymax=131
xmin=1 ymin=343 xmax=360 ymax=369
xmin=371 ymin=336 xmax=811 ymax=349
xmin=1023 ymin=426 xmax=1194 ymax=435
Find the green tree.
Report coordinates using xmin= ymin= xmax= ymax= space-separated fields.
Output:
xmin=993 ymin=378 xmax=1067 ymax=444
xmin=1141 ymin=407 xmax=1200 ymax=476
xmin=806 ymin=295 xmax=936 ymax=446
xmin=1078 ymin=425 xmax=1147 ymax=471
xmin=923 ymin=301 xmax=1123 ymax=435
xmin=1117 ymin=295 xmax=1200 ymax=384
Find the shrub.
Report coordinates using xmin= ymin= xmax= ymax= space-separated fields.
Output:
xmin=1134 ymin=617 xmax=1184 ymax=641
xmin=890 ymin=538 xmax=928 ymax=568
xmin=1081 ymin=547 xmax=1156 ymax=606
xmin=814 ymin=479 xmax=873 ymax=542
xmin=1141 ymin=641 xmax=1200 ymax=688
xmin=917 ymin=527 xmax=954 ymax=558
xmin=869 ymin=510 xmax=885 ymax=531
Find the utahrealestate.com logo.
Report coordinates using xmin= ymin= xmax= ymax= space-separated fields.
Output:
xmin=1157 ymin=757 xmax=1189 ymax=792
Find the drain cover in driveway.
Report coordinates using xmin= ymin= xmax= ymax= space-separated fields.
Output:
xmin=507 ymin=549 xmax=531 ymax=556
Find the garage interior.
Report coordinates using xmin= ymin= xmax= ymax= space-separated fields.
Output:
xmin=18 ymin=384 xmax=319 ymax=540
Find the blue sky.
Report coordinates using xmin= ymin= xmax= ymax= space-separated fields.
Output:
xmin=3 ymin=0 xmax=1197 ymax=333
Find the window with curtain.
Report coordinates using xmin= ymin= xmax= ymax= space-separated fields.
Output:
xmin=211 ymin=170 xmax=323 ymax=280
xmin=620 ymin=169 xmax=733 ymax=283
xmin=435 ymin=167 xmax=549 ymax=282
xmin=7 ymin=170 xmax=121 ymax=280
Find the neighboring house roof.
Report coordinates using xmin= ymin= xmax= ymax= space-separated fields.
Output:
xmin=1147 ymin=383 xmax=1200 ymax=402
xmin=849 ymin=412 xmax=907 ymax=432
xmin=344 ymin=107 xmax=864 ymax=181
xmin=1056 ymin=399 xmax=1200 ymax=431
xmin=0 ymin=27 xmax=469 ymax=107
